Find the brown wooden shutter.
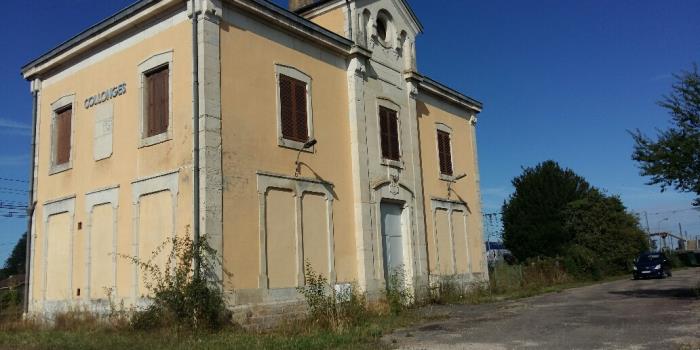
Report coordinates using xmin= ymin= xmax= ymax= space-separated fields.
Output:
xmin=55 ymin=107 xmax=72 ymax=165
xmin=437 ymin=130 xmax=453 ymax=175
xmin=145 ymin=65 xmax=169 ymax=137
xmin=379 ymin=106 xmax=400 ymax=161
xmin=279 ymin=74 xmax=308 ymax=142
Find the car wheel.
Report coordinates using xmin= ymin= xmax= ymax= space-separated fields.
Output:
xmin=667 ymin=271 xmax=672 ymax=277
xmin=633 ymin=275 xmax=639 ymax=280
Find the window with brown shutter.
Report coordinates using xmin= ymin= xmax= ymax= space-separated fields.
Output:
xmin=379 ymin=106 xmax=400 ymax=161
xmin=145 ymin=65 xmax=169 ymax=138
xmin=437 ymin=130 xmax=453 ymax=175
xmin=54 ymin=106 xmax=72 ymax=166
xmin=279 ymin=74 xmax=309 ymax=142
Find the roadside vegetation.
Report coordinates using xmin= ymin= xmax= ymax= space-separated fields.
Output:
xmin=0 ymin=240 xmax=696 ymax=349
xmin=502 ymin=160 xmax=650 ymax=281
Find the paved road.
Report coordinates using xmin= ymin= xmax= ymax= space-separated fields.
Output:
xmin=385 ymin=268 xmax=700 ymax=350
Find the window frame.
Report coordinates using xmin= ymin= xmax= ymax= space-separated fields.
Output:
xmin=138 ymin=50 xmax=173 ymax=148
xmin=49 ymin=94 xmax=75 ymax=175
xmin=275 ymin=64 xmax=314 ymax=152
xmin=435 ymin=123 xmax=456 ymax=181
xmin=374 ymin=10 xmax=395 ymax=49
xmin=377 ymin=99 xmax=403 ymax=168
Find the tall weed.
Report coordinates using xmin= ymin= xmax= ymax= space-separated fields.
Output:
xmin=296 ymin=261 xmax=368 ymax=331
xmin=120 ymin=233 xmax=231 ymax=331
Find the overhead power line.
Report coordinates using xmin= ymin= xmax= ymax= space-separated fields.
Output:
xmin=0 ymin=177 xmax=28 ymax=183
xmin=0 ymin=187 xmax=28 ymax=193
xmin=637 ymin=207 xmax=700 ymax=216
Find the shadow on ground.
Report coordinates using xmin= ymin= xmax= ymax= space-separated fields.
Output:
xmin=609 ymin=288 xmax=700 ymax=299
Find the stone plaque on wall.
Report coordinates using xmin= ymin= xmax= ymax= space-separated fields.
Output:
xmin=93 ymin=102 xmax=113 ymax=161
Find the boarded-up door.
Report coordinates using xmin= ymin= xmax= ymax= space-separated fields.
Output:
xmin=435 ymin=209 xmax=453 ymax=274
xmin=266 ymin=189 xmax=296 ymax=288
xmin=138 ymin=191 xmax=173 ymax=296
xmin=90 ymin=204 xmax=114 ymax=298
xmin=302 ymin=193 xmax=329 ymax=279
xmin=381 ymin=202 xmax=404 ymax=283
xmin=46 ymin=213 xmax=71 ymax=300
xmin=451 ymin=211 xmax=470 ymax=274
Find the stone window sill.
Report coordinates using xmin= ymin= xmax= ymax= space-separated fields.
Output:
xmin=139 ymin=132 xmax=171 ymax=148
xmin=381 ymin=158 xmax=404 ymax=169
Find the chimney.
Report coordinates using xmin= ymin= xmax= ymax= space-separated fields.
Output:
xmin=289 ymin=0 xmax=316 ymax=12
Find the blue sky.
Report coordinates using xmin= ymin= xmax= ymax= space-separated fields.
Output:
xmin=1 ymin=0 xmax=699 ymax=261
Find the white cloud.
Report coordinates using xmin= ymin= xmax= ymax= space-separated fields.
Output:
xmin=0 ymin=118 xmax=31 ymax=136
xmin=0 ymin=118 xmax=30 ymax=130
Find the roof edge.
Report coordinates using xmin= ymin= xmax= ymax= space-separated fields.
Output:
xmin=296 ymin=0 xmax=423 ymax=33
xmin=231 ymin=0 xmax=354 ymax=50
xmin=21 ymin=0 xmax=160 ymax=77
xmin=406 ymin=71 xmax=483 ymax=113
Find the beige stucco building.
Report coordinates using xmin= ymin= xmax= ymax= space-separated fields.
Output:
xmin=21 ymin=0 xmax=487 ymax=318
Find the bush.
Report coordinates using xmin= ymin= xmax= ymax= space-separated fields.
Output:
xmin=121 ymin=234 xmax=230 ymax=331
xmin=489 ymin=258 xmax=572 ymax=294
xmin=521 ymin=257 xmax=571 ymax=287
xmin=0 ymin=289 xmax=22 ymax=323
xmin=296 ymin=261 xmax=368 ymax=331
xmin=675 ymin=251 xmax=700 ymax=267
xmin=428 ymin=275 xmax=461 ymax=305
xmin=489 ymin=263 xmax=523 ymax=294
xmin=667 ymin=251 xmax=685 ymax=268
xmin=428 ymin=276 xmax=491 ymax=305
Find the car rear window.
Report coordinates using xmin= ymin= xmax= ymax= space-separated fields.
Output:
xmin=640 ymin=254 xmax=662 ymax=261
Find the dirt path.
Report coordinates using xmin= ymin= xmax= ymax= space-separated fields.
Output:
xmin=385 ymin=268 xmax=700 ymax=349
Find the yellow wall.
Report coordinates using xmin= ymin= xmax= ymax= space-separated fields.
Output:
xmin=138 ymin=191 xmax=173 ymax=296
xmin=417 ymin=97 xmax=486 ymax=276
xmin=32 ymin=14 xmax=193 ymax=303
xmin=302 ymin=193 xmax=329 ymax=277
xmin=89 ymin=204 xmax=113 ymax=299
xmin=220 ymin=10 xmax=355 ymax=290
xmin=307 ymin=6 xmax=346 ymax=38
xmin=451 ymin=210 xmax=469 ymax=274
xmin=45 ymin=213 xmax=71 ymax=301
xmin=434 ymin=209 xmax=452 ymax=274
xmin=266 ymin=189 xmax=297 ymax=289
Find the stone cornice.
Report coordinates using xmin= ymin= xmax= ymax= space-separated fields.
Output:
xmin=405 ymin=71 xmax=483 ymax=113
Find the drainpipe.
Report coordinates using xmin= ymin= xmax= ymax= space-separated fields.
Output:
xmin=23 ymin=85 xmax=38 ymax=313
xmin=191 ymin=0 xmax=201 ymax=278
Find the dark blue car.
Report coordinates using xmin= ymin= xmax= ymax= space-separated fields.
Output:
xmin=633 ymin=252 xmax=672 ymax=279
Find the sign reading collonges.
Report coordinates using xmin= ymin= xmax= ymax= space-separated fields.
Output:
xmin=84 ymin=83 xmax=126 ymax=109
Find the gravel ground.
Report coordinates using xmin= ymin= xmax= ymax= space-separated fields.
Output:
xmin=384 ymin=268 xmax=700 ymax=350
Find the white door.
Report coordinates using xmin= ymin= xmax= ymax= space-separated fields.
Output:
xmin=381 ymin=202 xmax=405 ymax=284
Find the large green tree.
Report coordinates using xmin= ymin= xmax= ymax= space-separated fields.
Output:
xmin=502 ymin=160 xmax=591 ymax=260
xmin=631 ymin=64 xmax=700 ymax=206
xmin=0 ymin=233 xmax=26 ymax=280
xmin=563 ymin=190 xmax=649 ymax=276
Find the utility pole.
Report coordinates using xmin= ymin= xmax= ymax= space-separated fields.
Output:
xmin=643 ymin=211 xmax=650 ymax=234
xmin=643 ymin=211 xmax=653 ymax=249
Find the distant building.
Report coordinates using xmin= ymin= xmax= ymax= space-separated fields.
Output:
xmin=0 ymin=274 xmax=25 ymax=291
xmin=21 ymin=0 xmax=488 ymax=318
xmin=687 ymin=239 xmax=700 ymax=251
xmin=485 ymin=242 xmax=513 ymax=266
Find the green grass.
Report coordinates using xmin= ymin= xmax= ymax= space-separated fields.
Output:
xmin=0 ymin=310 xmax=419 ymax=350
